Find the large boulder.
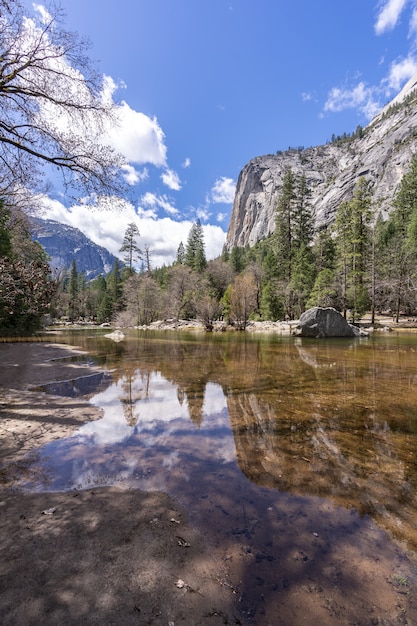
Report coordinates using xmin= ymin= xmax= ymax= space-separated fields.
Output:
xmin=293 ymin=307 xmax=363 ymax=338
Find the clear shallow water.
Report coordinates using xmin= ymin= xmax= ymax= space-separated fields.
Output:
xmin=8 ymin=329 xmax=417 ymax=551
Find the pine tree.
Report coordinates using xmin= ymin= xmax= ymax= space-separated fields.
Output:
xmin=394 ymin=154 xmax=417 ymax=230
xmin=333 ymin=177 xmax=372 ymax=321
xmin=120 ymin=222 xmax=142 ymax=274
xmin=176 ymin=241 xmax=185 ymax=264
xmin=97 ymin=291 xmax=113 ymax=324
xmin=144 ymin=244 xmax=152 ymax=276
xmin=106 ymin=259 xmax=122 ymax=313
xmin=260 ymin=280 xmax=283 ymax=320
xmin=273 ymin=167 xmax=316 ymax=317
xmin=306 ymin=269 xmax=337 ymax=308
xmin=293 ymin=173 xmax=314 ymax=249
xmin=229 ymin=246 xmax=245 ymax=273
xmin=312 ymin=228 xmax=335 ymax=272
xmin=221 ymin=244 xmax=230 ymax=263
xmin=184 ymin=220 xmax=206 ymax=272
xmin=77 ymin=271 xmax=87 ymax=319
xmin=261 ymin=248 xmax=278 ymax=282
xmin=382 ymin=154 xmax=417 ymax=320
xmin=290 ymin=173 xmax=315 ymax=315
xmin=289 ymin=243 xmax=315 ymax=317
xmin=274 ymin=167 xmax=296 ymax=282
xmin=85 ymin=274 xmax=107 ymax=320
xmin=67 ymin=260 xmax=78 ymax=321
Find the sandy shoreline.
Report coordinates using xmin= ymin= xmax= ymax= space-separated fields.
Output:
xmin=1 ymin=341 xmax=417 ymax=625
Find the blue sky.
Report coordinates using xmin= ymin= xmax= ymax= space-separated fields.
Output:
xmin=30 ymin=0 xmax=417 ymax=267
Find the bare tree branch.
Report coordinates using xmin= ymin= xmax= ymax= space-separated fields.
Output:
xmin=0 ymin=0 xmax=127 ymax=201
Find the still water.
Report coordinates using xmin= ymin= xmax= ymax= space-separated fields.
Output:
xmin=12 ymin=329 xmax=417 ymax=552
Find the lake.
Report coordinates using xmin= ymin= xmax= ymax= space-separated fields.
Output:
xmin=14 ymin=328 xmax=417 ymax=556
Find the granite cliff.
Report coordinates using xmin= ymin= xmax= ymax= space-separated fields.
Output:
xmin=226 ymin=73 xmax=417 ymax=249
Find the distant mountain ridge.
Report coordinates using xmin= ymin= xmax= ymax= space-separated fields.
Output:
xmin=226 ymin=72 xmax=417 ymax=249
xmin=30 ymin=217 xmax=120 ymax=279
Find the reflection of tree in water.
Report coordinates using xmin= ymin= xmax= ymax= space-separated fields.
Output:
xmin=119 ymin=371 xmax=151 ymax=426
xmin=158 ymin=339 xmax=220 ymax=427
xmin=177 ymin=388 xmax=186 ymax=406
xmin=182 ymin=383 xmax=206 ymax=427
xmin=175 ymin=379 xmax=205 ymax=427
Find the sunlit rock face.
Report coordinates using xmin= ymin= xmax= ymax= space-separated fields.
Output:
xmin=293 ymin=307 xmax=361 ymax=338
xmin=227 ymin=73 xmax=417 ymax=249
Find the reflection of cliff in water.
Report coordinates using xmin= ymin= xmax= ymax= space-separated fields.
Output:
xmin=226 ymin=340 xmax=417 ymax=550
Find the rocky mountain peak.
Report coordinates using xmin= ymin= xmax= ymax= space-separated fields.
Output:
xmin=226 ymin=73 xmax=417 ymax=250
xmin=30 ymin=217 xmax=121 ymax=279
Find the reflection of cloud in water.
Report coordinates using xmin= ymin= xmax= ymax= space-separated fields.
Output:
xmin=81 ymin=372 xmax=191 ymax=444
xmin=75 ymin=373 xmax=234 ymax=467
xmin=162 ymin=450 xmax=180 ymax=470
xmin=203 ymin=382 xmax=228 ymax=416
xmin=15 ymin=372 xmax=237 ymax=494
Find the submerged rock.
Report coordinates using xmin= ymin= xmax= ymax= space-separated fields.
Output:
xmin=293 ymin=307 xmax=367 ymax=338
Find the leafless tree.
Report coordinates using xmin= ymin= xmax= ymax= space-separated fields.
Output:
xmin=0 ymin=0 xmax=126 ymax=201
xmin=167 ymin=265 xmax=199 ymax=320
xmin=122 ymin=274 xmax=163 ymax=326
xmin=143 ymin=244 xmax=152 ymax=276
xmin=195 ymin=293 xmax=222 ymax=331
xmin=206 ymin=258 xmax=234 ymax=299
xmin=229 ymin=271 xmax=258 ymax=329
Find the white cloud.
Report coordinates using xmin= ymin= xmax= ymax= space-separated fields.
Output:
xmin=324 ymin=82 xmax=370 ymax=112
xmin=202 ymin=223 xmax=227 ymax=259
xmin=324 ymin=81 xmax=382 ymax=119
xmin=160 ymin=168 xmax=182 ymax=190
xmin=324 ymin=54 xmax=417 ymax=119
xmin=324 ymin=0 xmax=417 ymax=120
xmin=37 ymin=196 xmax=136 ymax=259
xmin=410 ymin=5 xmax=417 ymax=33
xmin=136 ymin=205 xmax=157 ymax=219
xmin=33 ymin=3 xmax=52 ymax=24
xmin=121 ymin=164 xmax=149 ymax=185
xmin=386 ymin=55 xmax=417 ymax=90
xmin=196 ymin=207 xmax=210 ymax=222
xmin=375 ymin=0 xmax=409 ymax=35
xmin=107 ymin=99 xmax=167 ymax=167
xmin=301 ymin=92 xmax=312 ymax=102
xmin=182 ymin=157 xmax=191 ymax=168
xmin=15 ymin=34 xmax=159 ymax=178
xmin=140 ymin=192 xmax=179 ymax=216
xmin=210 ymin=177 xmax=236 ymax=204
xmin=217 ymin=212 xmax=227 ymax=222
xmin=362 ymin=98 xmax=383 ymax=119
xmin=38 ymin=196 xmax=226 ymax=267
